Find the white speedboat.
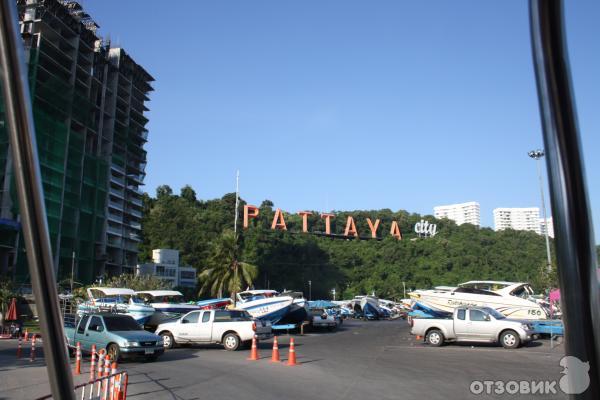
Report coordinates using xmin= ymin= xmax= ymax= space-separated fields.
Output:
xmin=234 ymin=290 xmax=293 ymax=324
xmin=77 ymin=287 xmax=155 ymax=325
xmin=278 ymin=290 xmax=308 ymax=324
xmin=136 ymin=290 xmax=201 ymax=326
xmin=409 ymin=281 xmax=549 ymax=320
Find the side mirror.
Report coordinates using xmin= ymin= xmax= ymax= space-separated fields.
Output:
xmin=484 ymin=315 xmax=491 ymax=321
xmin=96 ymin=325 xmax=103 ymax=332
xmin=181 ymin=319 xmax=188 ymax=324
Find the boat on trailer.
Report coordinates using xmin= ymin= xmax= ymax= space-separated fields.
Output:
xmin=77 ymin=287 xmax=155 ymax=325
xmin=136 ymin=290 xmax=201 ymax=326
xmin=409 ymin=281 xmax=549 ymax=320
xmin=234 ymin=290 xmax=294 ymax=325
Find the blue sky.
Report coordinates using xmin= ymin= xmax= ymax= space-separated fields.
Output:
xmin=84 ymin=1 xmax=599 ymax=241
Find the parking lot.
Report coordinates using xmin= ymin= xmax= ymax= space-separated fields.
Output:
xmin=0 ymin=319 xmax=567 ymax=399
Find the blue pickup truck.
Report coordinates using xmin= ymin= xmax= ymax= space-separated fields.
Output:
xmin=64 ymin=313 xmax=164 ymax=361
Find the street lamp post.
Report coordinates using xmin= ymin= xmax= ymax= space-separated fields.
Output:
xmin=308 ymin=280 xmax=312 ymax=301
xmin=528 ymin=149 xmax=553 ymax=273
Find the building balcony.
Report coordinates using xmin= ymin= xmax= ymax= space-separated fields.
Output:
xmin=107 ymin=225 xmax=122 ymax=236
xmin=109 ymin=187 xmax=124 ymax=199
xmin=108 ymin=199 xmax=124 ymax=211
xmin=111 ymin=163 xmax=126 ymax=175
xmin=126 ymin=185 xmax=144 ymax=196
xmin=107 ymin=212 xmax=122 ymax=223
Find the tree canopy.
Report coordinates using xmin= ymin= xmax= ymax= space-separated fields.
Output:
xmin=140 ymin=185 xmax=568 ymax=300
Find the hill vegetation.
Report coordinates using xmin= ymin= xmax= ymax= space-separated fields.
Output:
xmin=141 ymin=185 xmax=562 ymax=300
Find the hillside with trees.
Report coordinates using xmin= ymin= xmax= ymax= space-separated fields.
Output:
xmin=141 ymin=185 xmax=560 ymax=300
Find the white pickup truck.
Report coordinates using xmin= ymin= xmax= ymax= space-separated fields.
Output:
xmin=410 ymin=306 xmax=535 ymax=349
xmin=155 ymin=309 xmax=272 ymax=351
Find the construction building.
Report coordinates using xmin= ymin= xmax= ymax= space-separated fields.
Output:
xmin=0 ymin=0 xmax=153 ymax=285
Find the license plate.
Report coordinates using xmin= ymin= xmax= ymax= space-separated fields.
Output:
xmin=144 ymin=349 xmax=154 ymax=354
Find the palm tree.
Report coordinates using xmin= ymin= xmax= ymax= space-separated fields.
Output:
xmin=199 ymin=230 xmax=258 ymax=306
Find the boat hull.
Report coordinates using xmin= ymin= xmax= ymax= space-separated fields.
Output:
xmin=237 ymin=298 xmax=293 ymax=325
xmin=409 ymin=291 xmax=547 ymax=320
xmin=146 ymin=304 xmax=202 ymax=326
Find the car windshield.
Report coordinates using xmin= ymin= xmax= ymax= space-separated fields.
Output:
xmin=103 ymin=316 xmax=142 ymax=331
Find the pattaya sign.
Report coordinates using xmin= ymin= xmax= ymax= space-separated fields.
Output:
xmin=243 ymin=205 xmax=405 ymax=240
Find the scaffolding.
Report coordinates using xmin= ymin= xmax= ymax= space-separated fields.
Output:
xmin=0 ymin=0 xmax=153 ymax=285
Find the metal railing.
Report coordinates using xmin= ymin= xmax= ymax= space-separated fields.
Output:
xmin=36 ymin=371 xmax=129 ymax=400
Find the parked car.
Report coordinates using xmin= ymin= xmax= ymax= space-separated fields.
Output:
xmin=309 ymin=308 xmax=338 ymax=331
xmin=410 ymin=306 xmax=534 ymax=349
xmin=64 ymin=313 xmax=164 ymax=361
xmin=155 ymin=309 xmax=272 ymax=351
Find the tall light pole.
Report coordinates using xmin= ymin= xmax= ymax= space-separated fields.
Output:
xmin=528 ymin=149 xmax=552 ymax=273
xmin=308 ymin=280 xmax=312 ymax=301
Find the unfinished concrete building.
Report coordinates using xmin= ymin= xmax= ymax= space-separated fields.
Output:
xmin=0 ymin=0 xmax=153 ymax=285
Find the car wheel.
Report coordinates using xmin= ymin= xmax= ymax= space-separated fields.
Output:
xmin=500 ymin=330 xmax=521 ymax=349
xmin=161 ymin=332 xmax=175 ymax=349
xmin=426 ymin=329 xmax=444 ymax=347
xmin=223 ymin=333 xmax=240 ymax=351
xmin=107 ymin=343 xmax=120 ymax=361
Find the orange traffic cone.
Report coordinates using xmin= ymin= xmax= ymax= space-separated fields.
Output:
xmin=103 ymin=354 xmax=111 ymax=377
xmin=109 ymin=361 xmax=118 ymax=398
xmin=97 ymin=350 xmax=106 ymax=378
xmin=74 ymin=342 xmax=82 ymax=375
xmin=270 ymin=336 xmax=280 ymax=362
xmin=29 ymin=335 xmax=36 ymax=362
xmin=89 ymin=344 xmax=97 ymax=380
xmin=247 ymin=335 xmax=259 ymax=361
xmin=286 ymin=337 xmax=298 ymax=366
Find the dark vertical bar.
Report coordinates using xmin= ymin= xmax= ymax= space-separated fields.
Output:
xmin=0 ymin=1 xmax=75 ymax=399
xmin=529 ymin=0 xmax=600 ymax=398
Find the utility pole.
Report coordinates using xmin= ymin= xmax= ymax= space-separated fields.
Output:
xmin=528 ymin=149 xmax=553 ymax=273
xmin=308 ymin=280 xmax=312 ymax=301
xmin=332 ymin=288 xmax=336 ymax=301
xmin=402 ymin=281 xmax=406 ymax=299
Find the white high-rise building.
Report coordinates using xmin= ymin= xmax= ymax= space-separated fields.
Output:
xmin=434 ymin=202 xmax=481 ymax=226
xmin=493 ymin=208 xmax=541 ymax=234
xmin=539 ymin=217 xmax=555 ymax=239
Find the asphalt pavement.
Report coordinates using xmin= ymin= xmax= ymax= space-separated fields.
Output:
xmin=0 ymin=319 xmax=569 ymax=399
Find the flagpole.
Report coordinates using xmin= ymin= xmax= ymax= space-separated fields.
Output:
xmin=234 ymin=170 xmax=240 ymax=235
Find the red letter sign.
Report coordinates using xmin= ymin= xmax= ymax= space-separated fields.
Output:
xmin=321 ymin=213 xmax=334 ymax=235
xmin=271 ymin=208 xmax=287 ymax=231
xmin=298 ymin=211 xmax=313 ymax=233
xmin=390 ymin=221 xmax=402 ymax=240
xmin=344 ymin=216 xmax=358 ymax=237
xmin=366 ymin=218 xmax=380 ymax=238
xmin=243 ymin=205 xmax=259 ymax=229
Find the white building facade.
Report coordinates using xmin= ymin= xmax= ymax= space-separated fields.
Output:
xmin=493 ymin=208 xmax=541 ymax=234
xmin=539 ymin=217 xmax=555 ymax=239
xmin=136 ymin=249 xmax=197 ymax=288
xmin=434 ymin=201 xmax=481 ymax=226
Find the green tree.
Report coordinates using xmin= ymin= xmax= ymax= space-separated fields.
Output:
xmin=101 ymin=274 xmax=172 ymax=291
xmin=199 ymin=230 xmax=258 ymax=305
